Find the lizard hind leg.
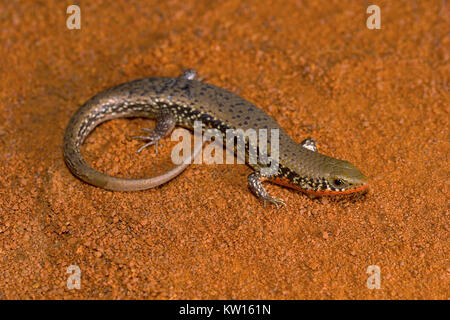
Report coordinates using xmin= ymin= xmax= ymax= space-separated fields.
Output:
xmin=131 ymin=68 xmax=201 ymax=154
xmin=131 ymin=113 xmax=176 ymax=154
xmin=179 ymin=68 xmax=199 ymax=80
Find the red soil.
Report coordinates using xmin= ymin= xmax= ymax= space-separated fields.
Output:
xmin=0 ymin=0 xmax=447 ymax=299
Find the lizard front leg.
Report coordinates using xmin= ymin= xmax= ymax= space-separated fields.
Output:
xmin=247 ymin=172 xmax=286 ymax=209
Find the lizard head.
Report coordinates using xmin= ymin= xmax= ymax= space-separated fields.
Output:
xmin=320 ymin=159 xmax=369 ymax=195
xmin=270 ymin=151 xmax=369 ymax=196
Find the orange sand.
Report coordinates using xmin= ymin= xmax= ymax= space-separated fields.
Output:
xmin=0 ymin=0 xmax=448 ymax=299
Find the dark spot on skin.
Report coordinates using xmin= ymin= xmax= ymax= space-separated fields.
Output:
xmin=212 ymin=120 xmax=223 ymax=128
xmin=200 ymin=114 xmax=213 ymax=123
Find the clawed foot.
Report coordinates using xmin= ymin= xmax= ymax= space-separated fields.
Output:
xmin=247 ymin=172 xmax=287 ymax=209
xmin=262 ymin=196 xmax=286 ymax=209
xmin=131 ymin=128 xmax=162 ymax=154
xmin=179 ymin=68 xmax=203 ymax=81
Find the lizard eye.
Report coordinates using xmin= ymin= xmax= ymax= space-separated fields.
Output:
xmin=331 ymin=178 xmax=347 ymax=188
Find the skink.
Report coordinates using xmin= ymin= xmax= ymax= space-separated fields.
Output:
xmin=63 ymin=70 xmax=368 ymax=208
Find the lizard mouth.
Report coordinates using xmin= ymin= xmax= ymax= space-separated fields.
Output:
xmin=269 ymin=177 xmax=369 ymax=196
xmin=301 ymin=182 xmax=369 ymax=196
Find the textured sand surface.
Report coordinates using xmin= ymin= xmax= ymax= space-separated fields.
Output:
xmin=0 ymin=0 xmax=448 ymax=299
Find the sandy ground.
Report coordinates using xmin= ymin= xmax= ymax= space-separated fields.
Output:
xmin=0 ymin=0 xmax=448 ymax=299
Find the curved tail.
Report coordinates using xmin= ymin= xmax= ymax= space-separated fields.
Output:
xmin=63 ymin=127 xmax=203 ymax=191
xmin=63 ymin=94 xmax=203 ymax=191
